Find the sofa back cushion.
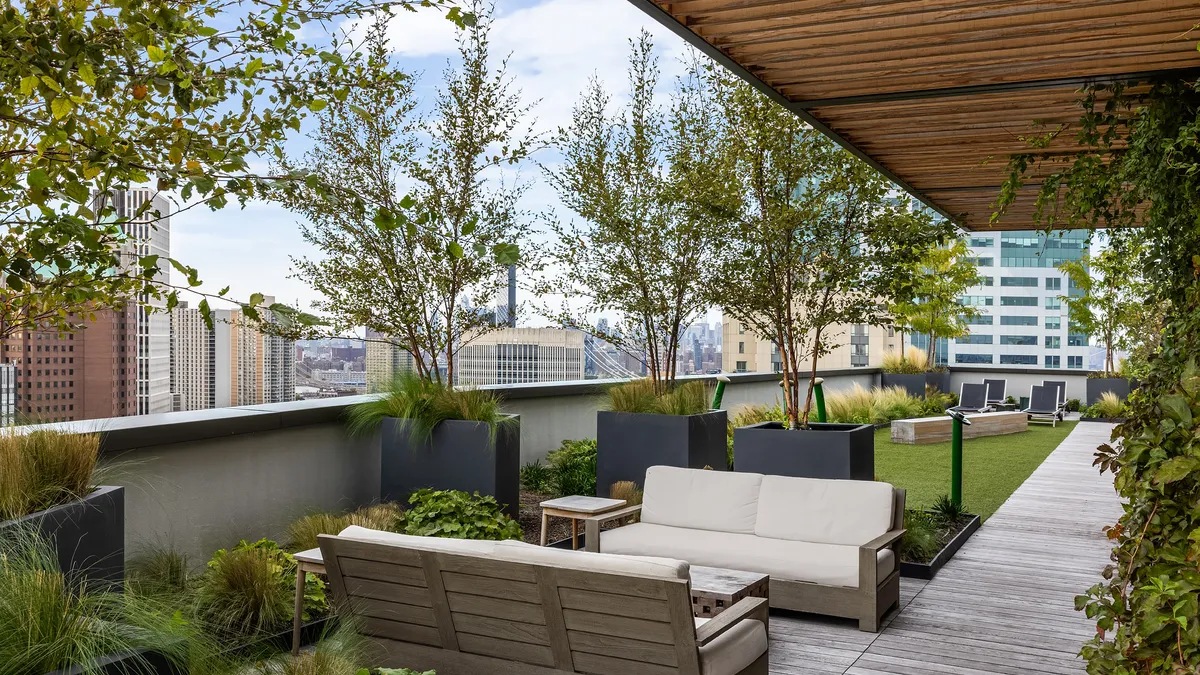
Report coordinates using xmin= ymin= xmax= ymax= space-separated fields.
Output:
xmin=754 ymin=476 xmax=895 ymax=546
xmin=494 ymin=540 xmax=689 ymax=580
xmin=641 ymin=466 xmax=764 ymax=534
xmin=336 ymin=525 xmax=498 ymax=556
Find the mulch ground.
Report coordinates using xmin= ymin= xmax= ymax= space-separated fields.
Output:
xmin=518 ymin=490 xmax=572 ymax=544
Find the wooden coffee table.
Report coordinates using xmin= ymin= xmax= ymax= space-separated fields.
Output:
xmin=539 ymin=496 xmax=626 ymax=549
xmin=689 ymin=565 xmax=770 ymax=619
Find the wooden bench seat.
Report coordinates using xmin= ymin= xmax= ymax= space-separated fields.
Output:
xmin=890 ymin=411 xmax=1028 ymax=445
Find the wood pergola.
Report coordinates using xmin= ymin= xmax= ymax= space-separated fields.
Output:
xmin=628 ymin=0 xmax=1200 ymax=230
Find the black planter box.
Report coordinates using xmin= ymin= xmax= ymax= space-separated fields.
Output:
xmin=0 ymin=485 xmax=124 ymax=587
xmin=595 ymin=409 xmax=728 ymax=497
xmin=880 ymin=373 xmax=925 ymax=398
xmin=1087 ymin=377 xmax=1134 ymax=405
xmin=924 ymin=371 xmax=952 ymax=396
xmin=732 ymin=422 xmax=874 ymax=480
xmin=899 ymin=514 xmax=981 ymax=580
xmin=380 ymin=416 xmax=520 ymax=518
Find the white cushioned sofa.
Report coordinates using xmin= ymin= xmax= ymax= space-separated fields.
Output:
xmin=586 ymin=466 xmax=906 ymax=631
xmin=318 ymin=526 xmax=769 ymax=675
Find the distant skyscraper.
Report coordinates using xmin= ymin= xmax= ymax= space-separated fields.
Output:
xmin=364 ymin=329 xmax=414 ymax=392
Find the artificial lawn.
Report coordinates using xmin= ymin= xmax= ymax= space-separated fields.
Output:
xmin=874 ymin=421 xmax=1078 ymax=521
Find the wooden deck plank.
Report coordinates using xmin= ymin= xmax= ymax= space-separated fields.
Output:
xmin=769 ymin=422 xmax=1119 ymax=674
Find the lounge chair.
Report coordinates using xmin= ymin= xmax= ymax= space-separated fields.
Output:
xmin=949 ymin=382 xmax=990 ymax=414
xmin=1042 ymin=380 xmax=1067 ymax=419
xmin=1024 ymin=385 xmax=1060 ymax=426
xmin=983 ymin=379 xmax=1007 ymax=407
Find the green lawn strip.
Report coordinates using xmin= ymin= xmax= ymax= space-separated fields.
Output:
xmin=874 ymin=421 xmax=1078 ymax=521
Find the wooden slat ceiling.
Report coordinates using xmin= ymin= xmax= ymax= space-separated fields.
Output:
xmin=629 ymin=0 xmax=1200 ymax=230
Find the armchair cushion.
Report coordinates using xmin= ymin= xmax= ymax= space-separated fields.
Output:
xmin=336 ymin=526 xmax=497 ymax=555
xmin=492 ymin=540 xmax=689 ymax=580
xmin=600 ymin=523 xmax=893 ymax=588
xmin=693 ymin=617 xmax=767 ymax=675
xmin=754 ymin=476 xmax=895 ymax=546
xmin=641 ymin=466 xmax=764 ymax=534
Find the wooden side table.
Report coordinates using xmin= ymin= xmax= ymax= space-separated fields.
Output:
xmin=539 ymin=496 xmax=626 ymax=550
xmin=689 ymin=565 xmax=770 ymax=620
xmin=292 ymin=547 xmax=326 ymax=656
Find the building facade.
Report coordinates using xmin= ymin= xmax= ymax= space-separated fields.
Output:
xmin=721 ymin=320 xmax=896 ymax=373
xmin=455 ymin=328 xmax=586 ymax=386
xmin=364 ymin=329 xmax=414 ymax=392
xmin=947 ymin=230 xmax=1091 ymax=370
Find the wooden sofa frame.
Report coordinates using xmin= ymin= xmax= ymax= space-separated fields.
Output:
xmin=585 ymin=487 xmax=906 ymax=632
xmin=317 ymin=534 xmax=769 ymax=675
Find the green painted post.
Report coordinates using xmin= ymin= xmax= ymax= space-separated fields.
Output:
xmin=813 ymin=378 xmax=827 ymax=423
xmin=951 ymin=416 xmax=963 ymax=507
xmin=711 ymin=375 xmax=731 ymax=409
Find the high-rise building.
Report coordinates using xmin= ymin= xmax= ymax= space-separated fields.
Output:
xmin=2 ymin=307 xmax=138 ymax=421
xmin=944 ymin=230 xmax=1090 ymax=370
xmin=364 ymin=329 xmax=414 ymax=392
xmin=0 ymin=363 xmax=16 ymax=426
xmin=169 ymin=298 xmax=296 ymax=410
xmin=721 ymin=319 xmax=897 ymax=373
xmin=455 ymin=328 xmax=585 ymax=386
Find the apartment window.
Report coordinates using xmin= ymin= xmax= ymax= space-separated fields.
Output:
xmin=1045 ymin=316 xmax=1061 ymax=330
xmin=960 ymin=296 xmax=994 ymax=306
xmin=1045 ymin=355 xmax=1061 ymax=368
xmin=1000 ymin=354 xmax=1038 ymax=365
xmin=735 ymin=360 xmax=747 ymax=372
xmin=1045 ymin=336 xmax=1061 ymax=349
xmin=1000 ymin=296 xmax=1038 ymax=307
xmin=1068 ymin=355 xmax=1084 ymax=369
xmin=1000 ymin=335 xmax=1037 ymax=346
xmin=738 ymin=323 xmax=745 ymax=335
xmin=738 ymin=341 xmax=744 ymax=354
xmin=1045 ymin=297 xmax=1062 ymax=310
xmin=1000 ymin=316 xmax=1038 ymax=326
xmin=976 ymin=276 xmax=993 ymax=287
xmin=1068 ymin=334 xmax=1088 ymax=347
xmin=956 ymin=334 xmax=993 ymax=345
xmin=1000 ymin=277 xmax=1038 ymax=287
xmin=955 ymin=353 xmax=994 ymax=364
xmin=967 ymin=257 xmax=993 ymax=267
xmin=963 ymin=315 xmax=993 ymax=326
xmin=968 ymin=237 xmax=993 ymax=248
xmin=1046 ymin=277 xmax=1062 ymax=291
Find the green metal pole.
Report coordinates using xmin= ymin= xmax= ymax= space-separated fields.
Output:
xmin=813 ymin=377 xmax=827 ymax=423
xmin=711 ymin=375 xmax=730 ymax=409
xmin=951 ymin=416 xmax=963 ymax=507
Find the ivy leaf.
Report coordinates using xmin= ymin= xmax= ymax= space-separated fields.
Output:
xmin=1160 ymin=394 xmax=1193 ymax=426
xmin=1155 ymin=456 xmax=1200 ymax=485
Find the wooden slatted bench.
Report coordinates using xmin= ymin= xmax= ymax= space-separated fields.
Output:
xmin=891 ymin=411 xmax=1028 ymax=445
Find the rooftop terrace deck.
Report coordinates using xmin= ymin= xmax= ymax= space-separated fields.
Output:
xmin=769 ymin=421 xmax=1121 ymax=674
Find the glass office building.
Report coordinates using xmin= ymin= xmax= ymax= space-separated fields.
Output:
xmin=948 ymin=230 xmax=1091 ymax=370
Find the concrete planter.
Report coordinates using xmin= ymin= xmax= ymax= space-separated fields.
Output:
xmin=732 ymin=422 xmax=874 ymax=480
xmin=924 ymin=371 xmax=952 ymax=396
xmin=380 ymin=416 xmax=520 ymax=518
xmin=595 ymin=409 xmax=728 ymax=497
xmin=1087 ymin=377 xmax=1134 ymax=405
xmin=0 ymin=485 xmax=124 ymax=587
xmin=880 ymin=373 xmax=925 ymax=398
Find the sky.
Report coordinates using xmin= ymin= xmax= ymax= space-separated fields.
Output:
xmin=168 ymin=0 xmax=720 ymax=330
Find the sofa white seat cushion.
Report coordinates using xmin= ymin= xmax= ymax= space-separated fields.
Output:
xmin=642 ymin=466 xmax=764 ymax=534
xmin=600 ymin=523 xmax=894 ymax=588
xmin=754 ymin=475 xmax=895 ymax=546
xmin=337 ymin=526 xmax=497 ymax=555
xmin=693 ymin=617 xmax=767 ymax=675
xmin=492 ymin=539 xmax=689 ymax=580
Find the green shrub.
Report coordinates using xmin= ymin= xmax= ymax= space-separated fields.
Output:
xmin=1093 ymin=391 xmax=1126 ymax=418
xmin=399 ymin=490 xmax=521 ymax=541
xmin=546 ymin=439 xmax=597 ymax=497
xmin=196 ymin=539 xmax=325 ymax=638
xmin=345 ymin=372 xmax=511 ymax=439
xmin=128 ymin=545 xmax=191 ymax=597
xmin=286 ymin=503 xmax=403 ymax=551
xmin=606 ymin=379 xmax=710 ymax=415
xmin=1065 ymin=398 xmax=1081 ymax=412
xmin=898 ymin=509 xmax=940 ymax=563
xmin=880 ymin=346 xmax=927 ymax=374
xmin=519 ymin=460 xmax=555 ymax=493
xmin=823 ymin=384 xmax=923 ymax=424
xmin=0 ymin=430 xmax=101 ymax=520
xmin=608 ymin=480 xmax=643 ymax=506
xmin=929 ymin=494 xmax=967 ymax=524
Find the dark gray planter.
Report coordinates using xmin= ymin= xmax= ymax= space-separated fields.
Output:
xmin=1087 ymin=377 xmax=1134 ymax=405
xmin=0 ymin=485 xmax=124 ymax=587
xmin=595 ymin=409 xmax=728 ymax=497
xmin=924 ymin=371 xmax=952 ymax=396
xmin=899 ymin=514 xmax=981 ymax=580
xmin=733 ymin=422 xmax=874 ymax=480
xmin=380 ymin=416 xmax=520 ymax=518
xmin=880 ymin=373 xmax=925 ymax=398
